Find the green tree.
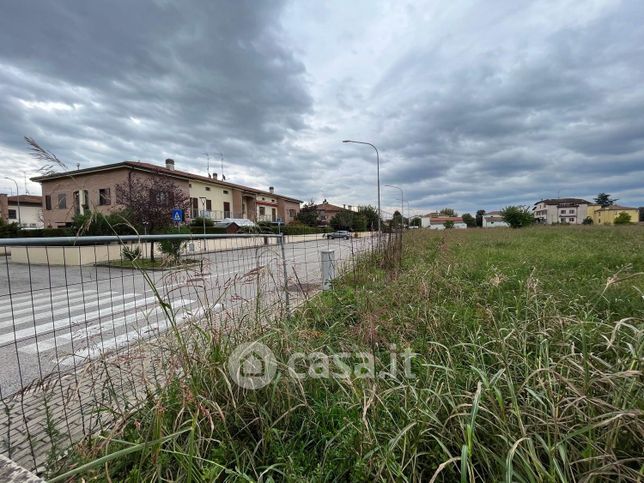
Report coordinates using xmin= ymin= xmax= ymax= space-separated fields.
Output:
xmin=296 ymin=200 xmax=318 ymax=227
xmin=440 ymin=208 xmax=456 ymax=217
xmin=330 ymin=210 xmax=354 ymax=230
xmin=391 ymin=210 xmax=404 ymax=229
xmin=475 ymin=209 xmax=486 ymax=227
xmin=462 ymin=213 xmax=476 ymax=228
xmin=410 ymin=216 xmax=422 ymax=227
xmin=501 ymin=206 xmax=534 ymax=228
xmin=594 ymin=193 xmax=617 ymax=207
xmin=443 ymin=220 xmax=455 ymax=229
xmin=613 ymin=212 xmax=632 ymax=225
xmin=351 ymin=213 xmax=368 ymax=232
xmin=357 ymin=205 xmax=380 ymax=231
xmin=582 ymin=216 xmax=593 ymax=225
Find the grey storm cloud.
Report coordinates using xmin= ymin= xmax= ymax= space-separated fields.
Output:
xmin=0 ymin=0 xmax=643 ymax=215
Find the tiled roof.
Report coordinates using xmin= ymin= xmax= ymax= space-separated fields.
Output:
xmin=31 ymin=161 xmax=301 ymax=203
xmin=536 ymin=198 xmax=591 ymax=206
xmin=313 ymin=202 xmax=346 ymax=211
xmin=429 ymin=217 xmax=463 ymax=223
xmin=8 ymin=195 xmax=42 ymax=205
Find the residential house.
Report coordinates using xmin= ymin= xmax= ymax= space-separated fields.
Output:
xmin=532 ymin=198 xmax=591 ymax=224
xmin=587 ymin=204 xmax=640 ymax=225
xmin=481 ymin=211 xmax=509 ymax=228
xmin=0 ymin=194 xmax=44 ymax=229
xmin=31 ymin=159 xmax=301 ymax=228
xmin=312 ymin=200 xmax=357 ymax=226
xmin=420 ymin=214 xmax=467 ymax=230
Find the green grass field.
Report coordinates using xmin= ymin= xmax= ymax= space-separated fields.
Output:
xmin=52 ymin=226 xmax=643 ymax=482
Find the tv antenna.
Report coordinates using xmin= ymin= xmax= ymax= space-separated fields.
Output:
xmin=213 ymin=151 xmax=225 ymax=180
xmin=203 ymin=152 xmax=211 ymax=178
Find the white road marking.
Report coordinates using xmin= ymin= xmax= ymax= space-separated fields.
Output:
xmin=0 ymin=296 xmax=158 ymax=345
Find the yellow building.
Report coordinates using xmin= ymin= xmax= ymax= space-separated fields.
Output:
xmin=588 ymin=204 xmax=639 ymax=225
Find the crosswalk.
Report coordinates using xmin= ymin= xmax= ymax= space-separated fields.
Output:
xmin=0 ymin=237 xmax=370 ymax=396
xmin=0 ymin=282 xmax=204 ymax=368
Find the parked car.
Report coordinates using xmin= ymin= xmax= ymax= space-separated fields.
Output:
xmin=325 ymin=230 xmax=351 ymax=240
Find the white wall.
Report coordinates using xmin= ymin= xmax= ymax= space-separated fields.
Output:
xmin=482 ymin=217 xmax=509 ymax=228
xmin=427 ymin=222 xmax=467 ymax=230
xmin=8 ymin=204 xmax=43 ymax=229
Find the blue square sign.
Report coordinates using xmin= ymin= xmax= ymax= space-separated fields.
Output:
xmin=171 ymin=209 xmax=184 ymax=222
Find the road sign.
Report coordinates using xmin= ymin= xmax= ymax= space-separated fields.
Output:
xmin=171 ymin=209 xmax=184 ymax=222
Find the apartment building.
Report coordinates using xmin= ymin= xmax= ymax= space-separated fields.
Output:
xmin=0 ymin=194 xmax=44 ymax=229
xmin=532 ymin=198 xmax=591 ymax=224
xmin=31 ymin=159 xmax=301 ymax=228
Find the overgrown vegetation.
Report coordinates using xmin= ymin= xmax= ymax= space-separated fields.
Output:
xmin=52 ymin=226 xmax=643 ymax=481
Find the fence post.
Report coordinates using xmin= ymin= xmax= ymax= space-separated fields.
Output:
xmin=279 ymin=235 xmax=290 ymax=314
xmin=321 ymin=249 xmax=335 ymax=290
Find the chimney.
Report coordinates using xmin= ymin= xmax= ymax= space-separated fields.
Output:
xmin=348 ymin=205 xmax=352 ymax=211
xmin=269 ymin=186 xmax=274 ymax=194
xmin=165 ymin=158 xmax=175 ymax=170
xmin=213 ymin=173 xmax=218 ymax=180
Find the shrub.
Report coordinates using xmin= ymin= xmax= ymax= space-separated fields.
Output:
xmin=613 ymin=212 xmax=632 ymax=225
xmin=159 ymin=226 xmax=191 ymax=260
xmin=190 ymin=217 xmax=214 ymax=227
xmin=72 ymin=210 xmax=136 ymax=236
xmin=443 ymin=220 xmax=455 ymax=229
xmin=501 ymin=205 xmax=535 ymax=228
xmin=582 ymin=216 xmax=593 ymax=225
xmin=188 ymin=226 xmax=228 ymax=235
xmin=121 ymin=245 xmax=142 ymax=261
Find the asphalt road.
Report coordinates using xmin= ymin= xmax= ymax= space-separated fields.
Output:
xmin=0 ymin=236 xmax=375 ymax=396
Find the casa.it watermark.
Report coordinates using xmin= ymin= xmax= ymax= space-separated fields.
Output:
xmin=227 ymin=341 xmax=417 ymax=389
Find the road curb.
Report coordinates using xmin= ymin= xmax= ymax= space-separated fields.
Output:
xmin=0 ymin=454 xmax=44 ymax=482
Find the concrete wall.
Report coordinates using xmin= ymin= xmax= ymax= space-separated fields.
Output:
xmin=8 ymin=233 xmax=374 ymax=266
xmin=9 ymin=237 xmax=279 ymax=265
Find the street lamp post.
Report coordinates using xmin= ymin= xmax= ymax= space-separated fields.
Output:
xmin=3 ymin=177 xmax=21 ymax=227
xmin=342 ymin=140 xmax=381 ymax=232
xmin=385 ymin=184 xmax=404 ymax=229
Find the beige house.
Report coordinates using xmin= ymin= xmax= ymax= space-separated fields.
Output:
xmin=31 ymin=159 xmax=301 ymax=228
xmin=312 ymin=201 xmax=357 ymax=226
xmin=587 ymin=204 xmax=639 ymax=225
xmin=0 ymin=194 xmax=44 ymax=229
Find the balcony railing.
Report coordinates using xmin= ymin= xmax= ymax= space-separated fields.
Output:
xmin=192 ymin=210 xmax=242 ymax=221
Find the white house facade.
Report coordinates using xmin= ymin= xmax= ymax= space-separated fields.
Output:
xmin=482 ymin=211 xmax=509 ymax=228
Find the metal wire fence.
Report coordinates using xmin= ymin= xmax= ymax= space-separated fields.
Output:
xmin=0 ymin=230 xmax=398 ymax=472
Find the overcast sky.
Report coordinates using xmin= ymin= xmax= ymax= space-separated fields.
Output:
xmin=1 ymin=0 xmax=643 ymax=216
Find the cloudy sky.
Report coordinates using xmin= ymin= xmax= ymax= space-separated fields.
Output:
xmin=1 ymin=0 xmax=643 ymax=216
